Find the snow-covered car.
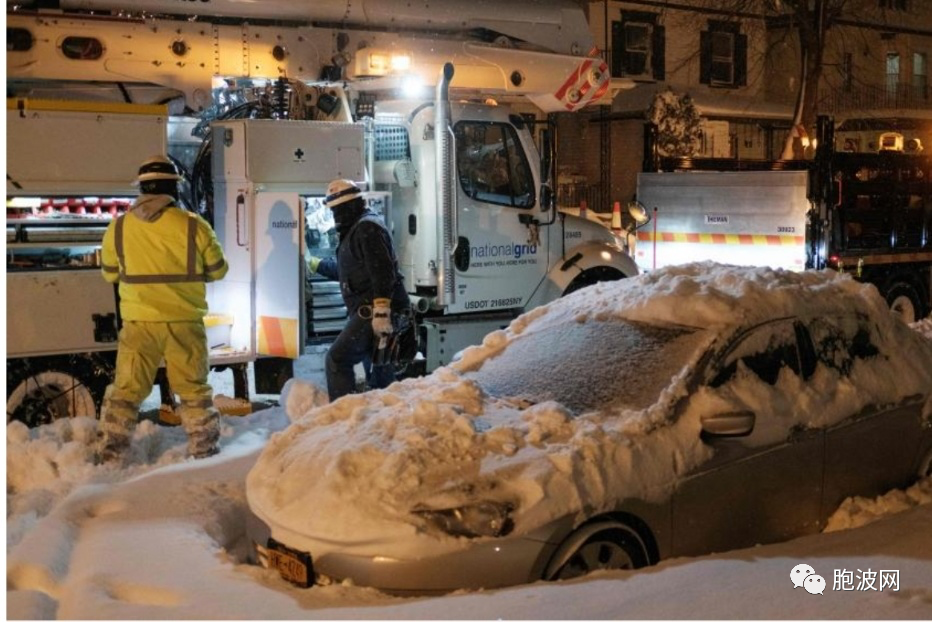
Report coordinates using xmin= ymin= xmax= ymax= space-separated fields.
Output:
xmin=245 ymin=263 xmax=932 ymax=593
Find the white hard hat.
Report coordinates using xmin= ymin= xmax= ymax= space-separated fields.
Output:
xmin=325 ymin=179 xmax=362 ymax=208
xmin=134 ymin=155 xmax=181 ymax=185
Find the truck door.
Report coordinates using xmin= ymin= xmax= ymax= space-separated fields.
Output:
xmin=254 ymin=191 xmax=303 ymax=360
xmin=446 ymin=119 xmax=548 ymax=314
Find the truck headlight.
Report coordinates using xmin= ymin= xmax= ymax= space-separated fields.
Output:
xmin=413 ymin=501 xmax=515 ymax=539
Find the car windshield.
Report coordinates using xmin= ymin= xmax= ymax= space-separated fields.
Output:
xmin=464 ymin=319 xmax=709 ymax=413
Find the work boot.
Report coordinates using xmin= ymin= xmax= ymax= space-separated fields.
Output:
xmin=158 ymin=404 xmax=182 ymax=426
xmin=96 ymin=408 xmax=137 ymax=465
xmin=181 ymin=404 xmax=221 ymax=459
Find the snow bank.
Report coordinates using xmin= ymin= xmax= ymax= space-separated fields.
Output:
xmin=913 ymin=317 xmax=932 ymax=341
xmin=825 ymin=475 xmax=932 ymax=533
xmin=6 ymin=406 xmax=290 ymax=551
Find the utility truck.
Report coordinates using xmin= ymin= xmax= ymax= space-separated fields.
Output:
xmin=6 ymin=0 xmax=643 ymax=426
xmin=636 ymin=116 xmax=932 ymax=323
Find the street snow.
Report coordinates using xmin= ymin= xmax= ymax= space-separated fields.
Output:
xmin=6 ymin=264 xmax=932 ymax=619
xmin=6 ymin=404 xmax=932 ymax=619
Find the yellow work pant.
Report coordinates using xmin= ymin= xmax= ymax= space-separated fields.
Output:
xmin=106 ymin=320 xmax=213 ymax=421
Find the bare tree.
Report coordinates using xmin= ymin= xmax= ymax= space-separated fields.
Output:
xmin=764 ymin=0 xmax=850 ymax=158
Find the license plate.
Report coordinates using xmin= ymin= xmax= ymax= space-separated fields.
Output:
xmin=267 ymin=539 xmax=314 ymax=588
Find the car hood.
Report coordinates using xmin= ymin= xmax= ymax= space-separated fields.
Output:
xmin=246 ymin=365 xmax=706 ymax=558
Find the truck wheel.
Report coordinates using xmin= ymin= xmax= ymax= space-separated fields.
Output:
xmin=885 ymin=281 xmax=925 ymax=324
xmin=7 ymin=355 xmax=112 ymax=427
xmin=562 ymin=267 xmax=625 ymax=297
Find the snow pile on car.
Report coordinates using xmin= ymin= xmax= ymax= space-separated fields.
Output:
xmin=247 ymin=263 xmax=932 ymax=558
xmin=452 ymin=262 xmax=887 ymax=370
xmin=825 ymin=475 xmax=932 ymax=533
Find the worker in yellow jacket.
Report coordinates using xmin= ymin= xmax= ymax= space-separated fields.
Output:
xmin=97 ymin=156 xmax=229 ymax=463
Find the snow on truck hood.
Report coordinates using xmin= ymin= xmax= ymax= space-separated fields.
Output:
xmin=246 ymin=263 xmax=932 ymax=558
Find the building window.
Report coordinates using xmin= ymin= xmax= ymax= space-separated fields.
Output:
xmin=879 ymin=0 xmax=908 ymax=10
xmin=611 ymin=11 xmax=665 ymax=80
xmin=700 ymin=21 xmax=747 ymax=88
xmin=711 ymin=31 xmax=734 ymax=84
xmin=624 ymin=22 xmax=651 ymax=76
xmin=886 ymin=52 xmax=900 ymax=99
xmin=914 ymin=52 xmax=928 ymax=99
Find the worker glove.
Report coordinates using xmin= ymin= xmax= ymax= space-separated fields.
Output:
xmin=371 ymin=298 xmax=393 ymax=340
xmin=304 ymin=248 xmax=322 ymax=274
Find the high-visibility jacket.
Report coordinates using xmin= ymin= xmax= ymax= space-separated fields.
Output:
xmin=101 ymin=195 xmax=228 ymax=321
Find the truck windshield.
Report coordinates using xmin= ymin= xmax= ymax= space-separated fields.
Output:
xmin=463 ymin=319 xmax=709 ymax=414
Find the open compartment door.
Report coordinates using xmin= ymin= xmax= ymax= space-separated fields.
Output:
xmin=254 ymin=191 xmax=303 ymax=359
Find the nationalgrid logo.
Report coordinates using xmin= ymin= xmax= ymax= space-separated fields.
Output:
xmin=790 ymin=563 xmax=900 ymax=595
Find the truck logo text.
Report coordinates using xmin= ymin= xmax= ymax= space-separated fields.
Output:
xmin=471 ymin=242 xmax=537 ymax=259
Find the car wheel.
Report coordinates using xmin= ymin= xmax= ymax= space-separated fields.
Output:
xmin=885 ymin=281 xmax=925 ymax=324
xmin=548 ymin=523 xmax=649 ymax=581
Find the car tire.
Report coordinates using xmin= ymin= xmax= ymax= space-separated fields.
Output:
xmin=547 ymin=522 xmax=649 ymax=581
xmin=885 ymin=281 xmax=925 ymax=324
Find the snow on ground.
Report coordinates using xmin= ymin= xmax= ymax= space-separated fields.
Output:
xmin=7 ymin=264 xmax=932 ymax=618
xmin=5 ymin=403 xmax=932 ymax=620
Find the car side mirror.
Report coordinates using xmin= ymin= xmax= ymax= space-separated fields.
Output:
xmin=700 ymin=411 xmax=755 ymax=440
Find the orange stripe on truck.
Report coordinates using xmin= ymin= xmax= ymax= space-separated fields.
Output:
xmin=638 ymin=231 xmax=804 ymax=246
xmin=258 ymin=316 xmax=299 ymax=359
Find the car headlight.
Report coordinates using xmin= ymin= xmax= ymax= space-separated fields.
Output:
xmin=413 ymin=501 xmax=515 ymax=539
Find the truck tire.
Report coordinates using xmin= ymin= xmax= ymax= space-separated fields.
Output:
xmin=562 ymin=267 xmax=625 ymax=297
xmin=885 ymin=281 xmax=926 ymax=324
xmin=6 ymin=354 xmax=113 ymax=427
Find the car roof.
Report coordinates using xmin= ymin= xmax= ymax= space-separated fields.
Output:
xmin=452 ymin=263 xmax=894 ymax=374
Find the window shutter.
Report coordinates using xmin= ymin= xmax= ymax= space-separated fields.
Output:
xmin=652 ymin=25 xmax=666 ymax=80
xmin=611 ymin=20 xmax=624 ymax=77
xmin=735 ymin=33 xmax=748 ymax=86
xmin=700 ymin=30 xmax=712 ymax=85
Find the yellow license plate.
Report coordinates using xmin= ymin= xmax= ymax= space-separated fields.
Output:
xmin=267 ymin=540 xmax=314 ymax=588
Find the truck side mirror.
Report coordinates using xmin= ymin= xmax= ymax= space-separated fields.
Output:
xmin=540 ymin=128 xmax=553 ymax=213
xmin=540 ymin=185 xmax=553 ymax=213
xmin=627 ymin=201 xmax=651 ymax=229
xmin=540 ymin=128 xmax=553 ymax=184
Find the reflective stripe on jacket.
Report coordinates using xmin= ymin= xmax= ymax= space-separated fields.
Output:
xmin=100 ymin=203 xmax=228 ymax=321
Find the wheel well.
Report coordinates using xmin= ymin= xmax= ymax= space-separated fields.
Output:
xmin=543 ymin=512 xmax=659 ymax=580
xmin=883 ymin=273 xmax=929 ymax=320
xmin=919 ymin=448 xmax=932 ymax=480
xmin=602 ymin=511 xmax=660 ymax=566
xmin=563 ymin=266 xmax=626 ymax=297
